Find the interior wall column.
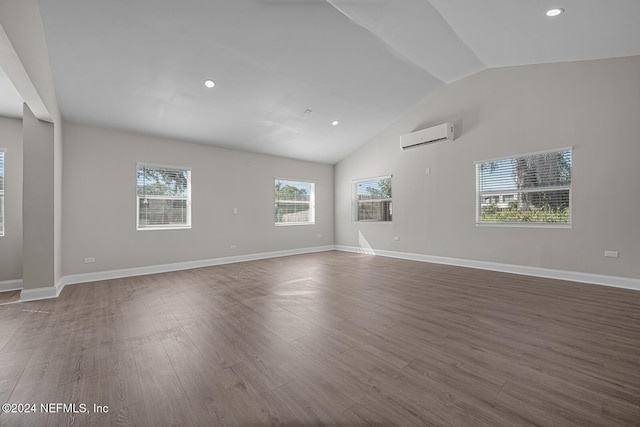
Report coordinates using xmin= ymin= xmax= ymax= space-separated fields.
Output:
xmin=21 ymin=104 xmax=56 ymax=294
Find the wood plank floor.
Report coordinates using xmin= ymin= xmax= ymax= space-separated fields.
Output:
xmin=1 ymin=251 xmax=639 ymax=426
xmin=0 ymin=290 xmax=19 ymax=305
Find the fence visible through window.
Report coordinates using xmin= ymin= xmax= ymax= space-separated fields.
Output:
xmin=136 ymin=164 xmax=191 ymax=230
xmin=354 ymin=176 xmax=392 ymax=222
xmin=275 ymin=179 xmax=315 ymax=225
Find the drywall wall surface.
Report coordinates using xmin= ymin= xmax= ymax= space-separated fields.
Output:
xmin=22 ymin=105 xmax=55 ymax=289
xmin=335 ymin=56 xmax=640 ymax=280
xmin=0 ymin=0 xmax=59 ymax=122
xmin=0 ymin=0 xmax=63 ymax=285
xmin=62 ymin=124 xmax=334 ymax=274
xmin=0 ymin=116 xmax=22 ymax=281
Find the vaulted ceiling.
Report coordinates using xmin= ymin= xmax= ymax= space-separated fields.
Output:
xmin=0 ymin=65 xmax=23 ymax=119
xmin=6 ymin=0 xmax=640 ymax=163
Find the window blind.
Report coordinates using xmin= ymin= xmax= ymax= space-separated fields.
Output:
xmin=475 ymin=148 xmax=572 ymax=225
xmin=354 ymin=175 xmax=392 ymax=222
xmin=275 ymin=179 xmax=315 ymax=225
xmin=136 ymin=164 xmax=191 ymax=229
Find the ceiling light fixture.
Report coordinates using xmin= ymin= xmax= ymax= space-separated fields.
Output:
xmin=204 ymin=79 xmax=216 ymax=88
xmin=332 ymin=120 xmax=340 ymax=126
xmin=545 ymin=8 xmax=564 ymax=17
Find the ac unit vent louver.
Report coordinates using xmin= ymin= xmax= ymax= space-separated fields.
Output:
xmin=400 ymin=123 xmax=454 ymax=150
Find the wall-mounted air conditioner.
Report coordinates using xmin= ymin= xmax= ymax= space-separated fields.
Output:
xmin=400 ymin=123 xmax=454 ymax=150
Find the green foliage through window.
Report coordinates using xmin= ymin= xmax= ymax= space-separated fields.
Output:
xmin=354 ymin=176 xmax=392 ymax=222
xmin=137 ymin=164 xmax=191 ymax=229
xmin=275 ymin=179 xmax=315 ymax=225
xmin=476 ymin=149 xmax=572 ymax=225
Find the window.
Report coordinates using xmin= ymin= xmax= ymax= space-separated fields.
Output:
xmin=476 ymin=147 xmax=572 ymax=226
xmin=0 ymin=150 xmax=4 ymax=236
xmin=275 ymin=179 xmax=315 ymax=225
xmin=137 ymin=164 xmax=191 ymax=230
xmin=353 ymin=175 xmax=392 ymax=222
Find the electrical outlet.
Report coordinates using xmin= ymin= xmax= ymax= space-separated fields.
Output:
xmin=317 ymin=233 xmax=322 ymax=238
xmin=604 ymin=250 xmax=619 ymax=258
xmin=84 ymin=257 xmax=95 ymax=264
xmin=230 ymin=244 xmax=237 ymax=250
xmin=394 ymin=236 xmax=400 ymax=241
xmin=233 ymin=208 xmax=238 ymax=214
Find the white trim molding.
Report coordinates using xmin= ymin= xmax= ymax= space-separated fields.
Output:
xmin=334 ymin=246 xmax=640 ymax=292
xmin=19 ymin=278 xmax=65 ymax=302
xmin=0 ymin=279 xmax=22 ymax=293
xmin=17 ymin=244 xmax=639 ymax=302
xmin=62 ymin=246 xmax=335 ymax=287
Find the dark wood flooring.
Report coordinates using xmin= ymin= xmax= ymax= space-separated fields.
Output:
xmin=0 ymin=251 xmax=639 ymax=426
xmin=0 ymin=290 xmax=20 ymax=305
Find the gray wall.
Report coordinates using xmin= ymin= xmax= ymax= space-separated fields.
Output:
xmin=22 ymin=105 xmax=56 ymax=288
xmin=335 ymin=56 xmax=640 ymax=280
xmin=1 ymin=0 xmax=63 ymax=289
xmin=0 ymin=116 xmax=22 ymax=281
xmin=62 ymin=124 xmax=334 ymax=275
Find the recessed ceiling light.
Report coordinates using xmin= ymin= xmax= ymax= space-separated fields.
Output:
xmin=546 ymin=8 xmax=564 ymax=17
xmin=204 ymin=79 xmax=216 ymax=88
xmin=332 ymin=120 xmax=340 ymax=126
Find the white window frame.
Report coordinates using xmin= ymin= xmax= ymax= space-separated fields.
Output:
xmin=136 ymin=163 xmax=192 ymax=231
xmin=475 ymin=147 xmax=572 ymax=228
xmin=352 ymin=175 xmax=393 ymax=222
xmin=0 ymin=149 xmax=5 ymax=237
xmin=274 ymin=178 xmax=316 ymax=226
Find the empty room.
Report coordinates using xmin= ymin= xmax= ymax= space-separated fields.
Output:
xmin=1 ymin=0 xmax=639 ymax=426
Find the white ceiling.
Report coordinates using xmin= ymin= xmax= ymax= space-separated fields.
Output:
xmin=0 ymin=65 xmax=23 ymax=118
xmin=31 ymin=0 xmax=640 ymax=164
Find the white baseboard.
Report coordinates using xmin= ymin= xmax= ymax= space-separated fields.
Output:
xmin=0 ymin=279 xmax=22 ymax=293
xmin=17 ymin=244 xmax=639 ymax=302
xmin=62 ymin=245 xmax=335 ymax=287
xmin=19 ymin=278 xmax=65 ymax=302
xmin=335 ymin=245 xmax=640 ymax=292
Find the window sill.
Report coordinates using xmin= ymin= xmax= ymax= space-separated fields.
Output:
xmin=475 ymin=222 xmax=571 ymax=229
xmin=137 ymin=225 xmax=192 ymax=231
xmin=275 ymin=222 xmax=315 ymax=227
